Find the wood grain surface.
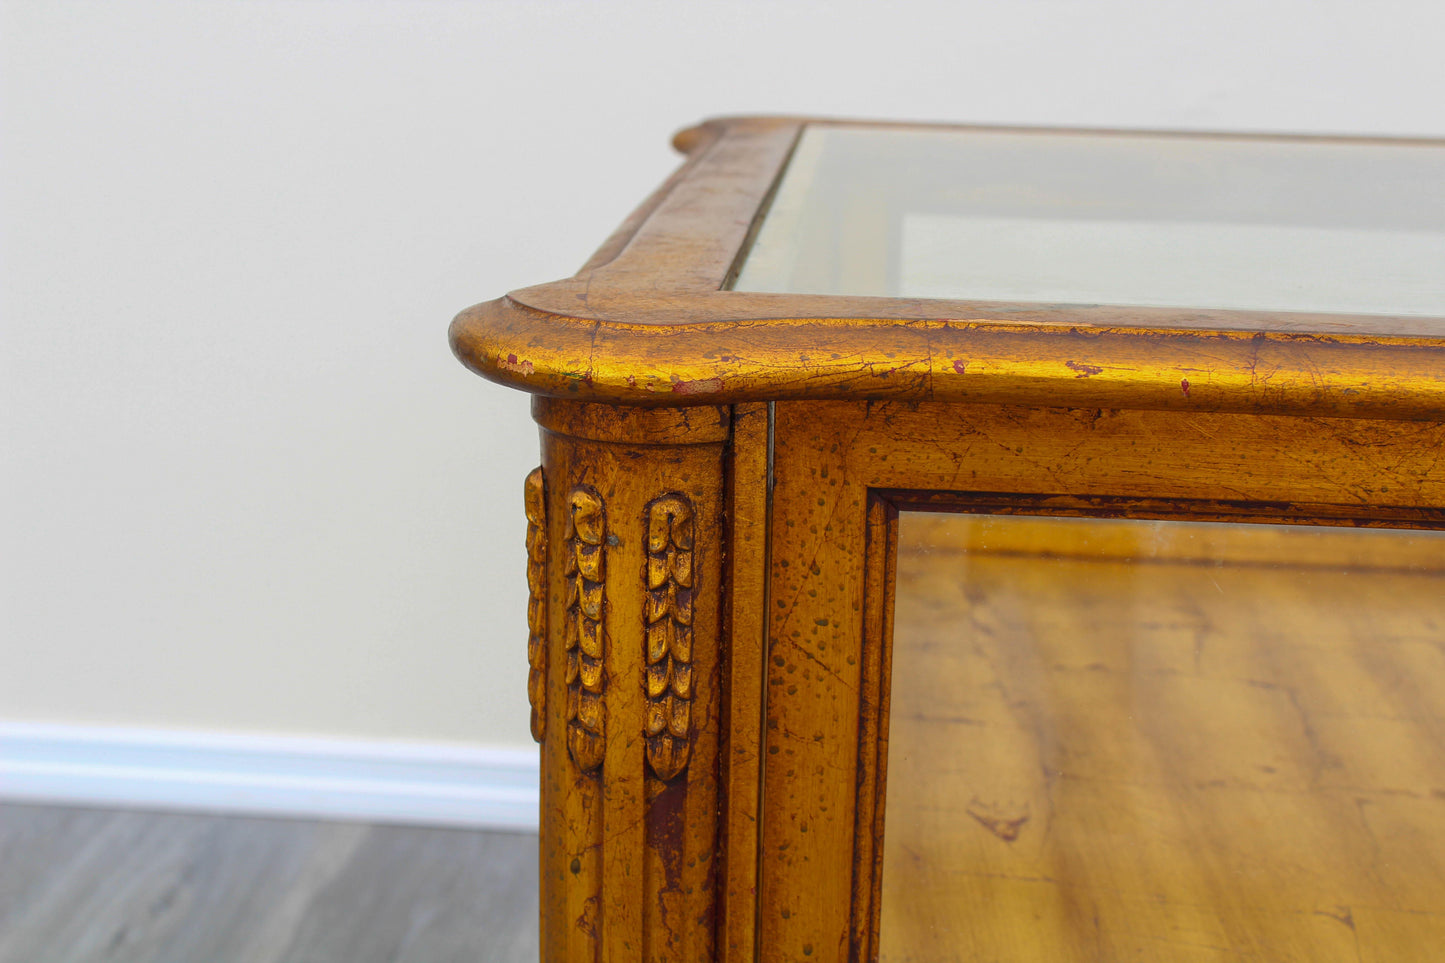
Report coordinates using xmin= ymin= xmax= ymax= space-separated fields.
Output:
xmin=880 ymin=513 xmax=1445 ymax=962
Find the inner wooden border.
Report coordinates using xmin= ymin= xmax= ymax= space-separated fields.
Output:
xmin=854 ymin=492 xmax=1445 ymax=962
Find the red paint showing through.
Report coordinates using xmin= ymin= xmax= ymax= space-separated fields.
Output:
xmin=670 ymin=376 xmax=724 ymax=395
xmin=1065 ymin=360 xmax=1104 ymax=378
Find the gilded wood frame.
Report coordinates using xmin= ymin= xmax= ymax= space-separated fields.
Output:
xmin=452 ymin=117 xmax=1445 ymax=421
xmin=448 ymin=117 xmax=1445 ymax=962
xmin=763 ymin=400 xmax=1445 ymax=962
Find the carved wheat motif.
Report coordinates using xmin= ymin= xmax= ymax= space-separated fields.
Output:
xmin=644 ymin=494 xmax=695 ymax=780
xmin=524 ymin=467 xmax=547 ymax=743
xmin=564 ymin=486 xmax=607 ymax=772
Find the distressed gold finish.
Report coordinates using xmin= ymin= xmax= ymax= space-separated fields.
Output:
xmin=644 ymin=493 xmax=696 ymax=780
xmin=563 ymin=486 xmax=606 ymax=773
xmin=450 ymin=118 xmax=1445 ymax=962
xmin=524 ymin=467 xmax=548 ymax=743
xmin=760 ymin=401 xmax=1445 ymax=963
xmin=533 ymin=400 xmax=729 ymax=963
xmin=450 ymin=118 xmax=1445 ymax=421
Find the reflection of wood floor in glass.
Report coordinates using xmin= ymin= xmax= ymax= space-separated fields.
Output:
xmin=881 ymin=514 xmax=1445 ymax=963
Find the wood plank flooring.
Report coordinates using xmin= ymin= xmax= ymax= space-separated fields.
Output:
xmin=0 ymin=803 xmax=538 ymax=963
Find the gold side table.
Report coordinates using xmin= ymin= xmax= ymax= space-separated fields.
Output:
xmin=451 ymin=117 xmax=1445 ymax=962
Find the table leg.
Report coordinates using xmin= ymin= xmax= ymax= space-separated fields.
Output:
xmin=527 ymin=398 xmax=732 ymax=963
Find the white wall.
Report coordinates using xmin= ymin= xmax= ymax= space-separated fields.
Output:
xmin=4 ymin=0 xmax=1443 ymax=752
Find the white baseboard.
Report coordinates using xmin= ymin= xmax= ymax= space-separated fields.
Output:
xmin=0 ymin=723 xmax=539 ymax=832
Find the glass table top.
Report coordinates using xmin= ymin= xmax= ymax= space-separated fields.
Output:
xmin=732 ymin=125 xmax=1445 ymax=318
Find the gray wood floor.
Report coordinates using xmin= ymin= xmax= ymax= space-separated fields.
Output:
xmin=0 ymin=803 xmax=538 ymax=963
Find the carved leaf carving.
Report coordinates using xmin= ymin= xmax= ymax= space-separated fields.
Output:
xmin=565 ymin=486 xmax=606 ymax=772
xmin=524 ymin=468 xmax=547 ymax=743
xmin=644 ymin=493 xmax=696 ymax=780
